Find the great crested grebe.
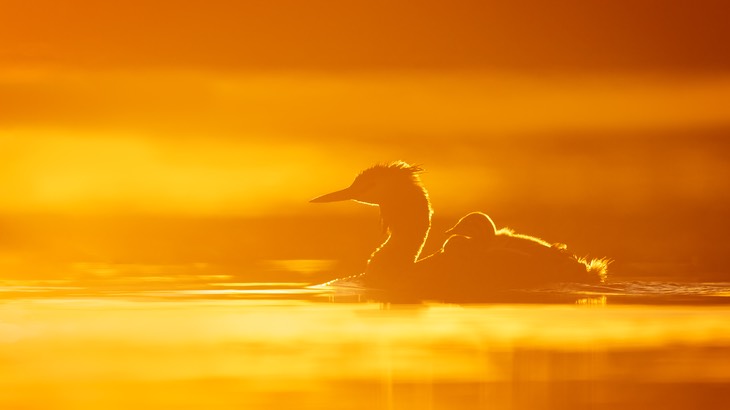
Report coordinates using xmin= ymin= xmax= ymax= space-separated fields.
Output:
xmin=311 ymin=162 xmax=608 ymax=300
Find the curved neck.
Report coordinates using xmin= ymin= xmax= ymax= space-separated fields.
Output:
xmin=365 ymin=186 xmax=432 ymax=280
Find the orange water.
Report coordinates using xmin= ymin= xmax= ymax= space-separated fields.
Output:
xmin=2 ymin=285 xmax=729 ymax=410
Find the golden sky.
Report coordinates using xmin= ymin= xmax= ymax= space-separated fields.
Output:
xmin=2 ymin=0 xmax=729 ymax=216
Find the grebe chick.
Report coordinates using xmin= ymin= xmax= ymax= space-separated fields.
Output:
xmin=440 ymin=212 xmax=512 ymax=260
xmin=445 ymin=212 xmax=497 ymax=240
xmin=446 ymin=212 xmax=551 ymax=249
xmin=444 ymin=212 xmax=604 ymax=284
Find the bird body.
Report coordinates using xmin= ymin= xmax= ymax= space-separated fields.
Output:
xmin=310 ymin=162 xmax=608 ymax=301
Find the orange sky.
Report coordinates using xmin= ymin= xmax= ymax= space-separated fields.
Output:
xmin=1 ymin=0 xmax=729 ymax=217
xmin=1 ymin=71 xmax=729 ymax=216
xmin=2 ymin=0 xmax=730 ymax=71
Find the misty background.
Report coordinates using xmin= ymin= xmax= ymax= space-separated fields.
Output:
xmin=1 ymin=0 xmax=729 ymax=284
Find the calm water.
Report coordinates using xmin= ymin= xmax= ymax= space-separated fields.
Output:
xmin=1 ymin=264 xmax=729 ymax=410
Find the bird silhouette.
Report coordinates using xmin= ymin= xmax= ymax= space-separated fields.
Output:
xmin=443 ymin=211 xmax=603 ymax=285
xmin=311 ymin=161 xmax=608 ymax=301
xmin=444 ymin=211 xmax=571 ymax=257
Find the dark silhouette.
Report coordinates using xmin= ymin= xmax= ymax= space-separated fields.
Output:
xmin=311 ymin=161 xmax=608 ymax=301
xmin=440 ymin=211 xmax=606 ymax=283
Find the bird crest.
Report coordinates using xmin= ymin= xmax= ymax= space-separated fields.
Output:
xmin=355 ymin=161 xmax=425 ymax=184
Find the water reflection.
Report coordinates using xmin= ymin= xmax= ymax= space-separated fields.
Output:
xmin=1 ymin=298 xmax=729 ymax=409
xmin=1 ymin=261 xmax=729 ymax=409
xmin=2 ymin=261 xmax=730 ymax=305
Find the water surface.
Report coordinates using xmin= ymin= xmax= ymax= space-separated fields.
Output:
xmin=1 ymin=265 xmax=729 ymax=410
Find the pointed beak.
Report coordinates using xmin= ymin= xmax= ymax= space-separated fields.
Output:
xmin=309 ymin=186 xmax=355 ymax=203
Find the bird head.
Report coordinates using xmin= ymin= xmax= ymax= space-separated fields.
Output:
xmin=310 ymin=161 xmax=425 ymax=206
xmin=444 ymin=212 xmax=497 ymax=239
